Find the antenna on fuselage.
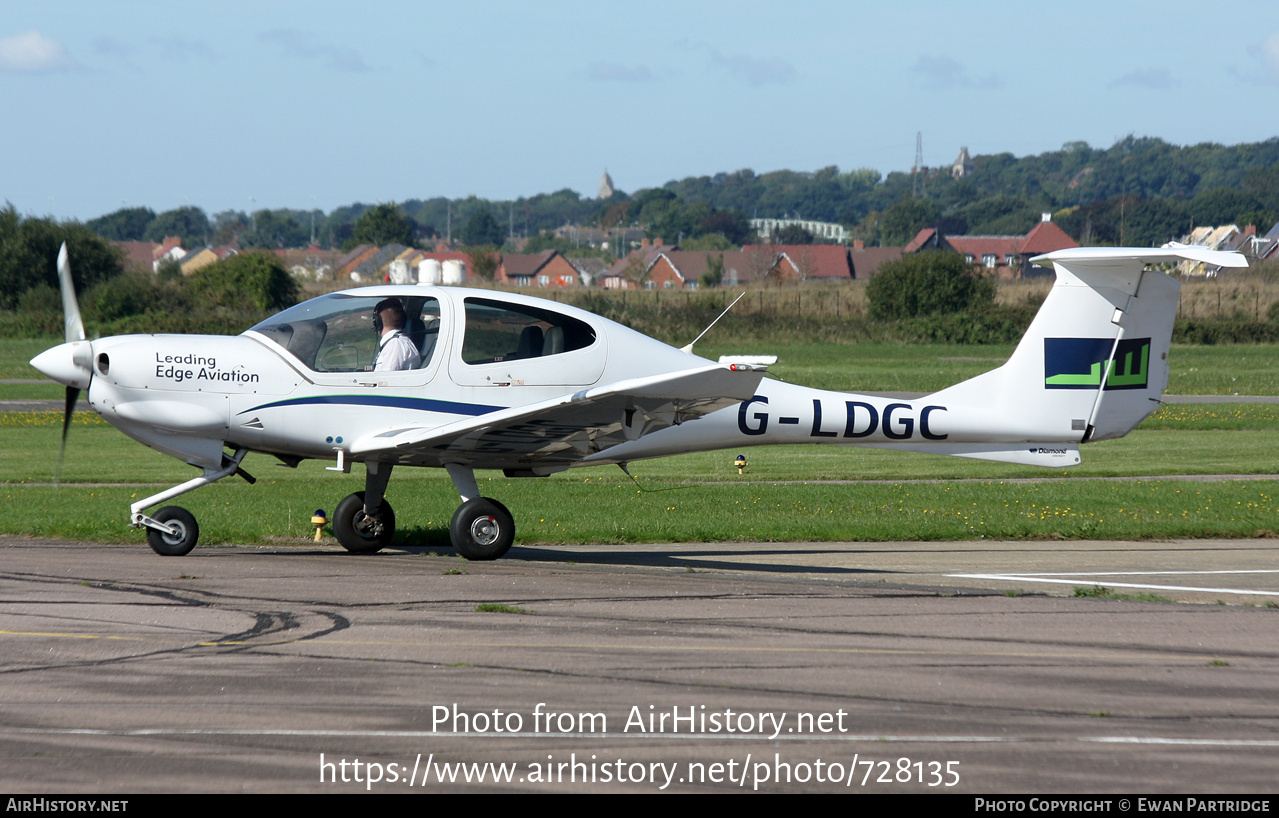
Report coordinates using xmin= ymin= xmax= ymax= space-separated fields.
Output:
xmin=679 ymin=291 xmax=746 ymax=354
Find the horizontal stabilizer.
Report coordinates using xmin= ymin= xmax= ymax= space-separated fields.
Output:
xmin=1031 ymin=244 xmax=1249 ymax=272
xmin=717 ymin=355 xmax=777 ymax=369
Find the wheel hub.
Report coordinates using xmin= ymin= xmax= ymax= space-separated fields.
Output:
xmin=353 ymin=512 xmax=384 ymax=539
xmin=470 ymin=516 xmax=499 ymax=546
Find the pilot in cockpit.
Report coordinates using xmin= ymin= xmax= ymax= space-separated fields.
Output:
xmin=372 ymin=297 xmax=421 ymax=371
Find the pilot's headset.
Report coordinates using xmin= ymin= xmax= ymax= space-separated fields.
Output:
xmin=372 ymin=297 xmax=405 ymax=335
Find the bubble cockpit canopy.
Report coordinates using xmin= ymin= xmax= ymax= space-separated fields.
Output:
xmin=247 ymin=293 xmax=440 ymax=373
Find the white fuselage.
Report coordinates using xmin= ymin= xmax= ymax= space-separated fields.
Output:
xmin=82 ymin=282 xmax=1080 ymax=474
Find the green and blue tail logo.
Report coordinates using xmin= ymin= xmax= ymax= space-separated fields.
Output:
xmin=1044 ymin=338 xmax=1151 ymax=391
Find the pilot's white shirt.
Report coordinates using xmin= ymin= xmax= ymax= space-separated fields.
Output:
xmin=374 ymin=330 xmax=420 ymax=371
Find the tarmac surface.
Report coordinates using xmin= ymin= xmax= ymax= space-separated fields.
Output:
xmin=1 ymin=534 xmax=1277 ymax=793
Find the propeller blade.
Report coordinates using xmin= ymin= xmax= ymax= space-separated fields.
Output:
xmin=51 ymin=244 xmax=87 ymax=487
xmin=57 ymin=242 xmax=86 ymax=344
xmin=54 ymin=385 xmax=80 ymax=488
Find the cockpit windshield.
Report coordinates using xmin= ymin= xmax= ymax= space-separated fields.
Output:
xmin=247 ymin=293 xmax=441 ymax=373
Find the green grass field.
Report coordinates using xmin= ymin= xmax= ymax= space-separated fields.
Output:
xmin=1 ymin=410 xmax=1276 ymax=548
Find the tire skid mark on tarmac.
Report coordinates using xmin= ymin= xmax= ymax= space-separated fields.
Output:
xmin=199 ymin=609 xmax=351 ymax=649
xmin=0 ymin=570 xmax=353 ymax=671
xmin=9 ymin=568 xmax=1275 ymax=668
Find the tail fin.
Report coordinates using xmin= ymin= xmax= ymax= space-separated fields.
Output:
xmin=932 ymin=246 xmax=1247 ymax=445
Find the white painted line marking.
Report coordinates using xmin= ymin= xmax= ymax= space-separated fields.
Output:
xmin=986 ymin=570 xmax=1279 ymax=577
xmin=951 ymin=573 xmax=1279 ymax=597
xmin=1084 ymin=737 xmax=1279 ymax=746
xmin=1 ymin=726 xmax=1277 ymax=746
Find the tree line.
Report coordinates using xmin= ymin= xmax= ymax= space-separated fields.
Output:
xmin=77 ymin=136 xmax=1279 ymax=256
xmin=0 ymin=203 xmax=299 ymax=337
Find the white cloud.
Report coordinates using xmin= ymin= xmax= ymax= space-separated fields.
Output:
xmin=911 ymin=56 xmax=1000 ymax=91
xmin=670 ymin=41 xmax=794 ymax=87
xmin=588 ymin=61 xmax=652 ymax=82
xmin=259 ymin=29 xmax=370 ymax=72
xmin=711 ymin=51 xmax=795 ymax=87
xmin=1109 ymin=68 xmax=1177 ymax=90
xmin=1230 ymin=29 xmax=1279 ymax=86
xmin=93 ymin=36 xmax=132 ymax=59
xmin=148 ymin=35 xmax=218 ymax=63
xmin=0 ymin=30 xmax=77 ymax=73
xmin=1262 ymin=30 xmax=1279 ymax=83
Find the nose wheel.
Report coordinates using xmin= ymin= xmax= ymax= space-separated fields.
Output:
xmin=146 ymin=506 xmax=200 ymax=556
xmin=450 ymin=497 xmax=514 ymax=561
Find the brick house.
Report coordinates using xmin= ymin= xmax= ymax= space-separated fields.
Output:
xmin=903 ymin=217 xmax=1078 ymax=278
xmin=498 ymin=249 xmax=581 ymax=287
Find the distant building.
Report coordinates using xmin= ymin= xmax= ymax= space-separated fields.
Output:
xmin=567 ymin=257 xmax=611 ymax=286
xmin=740 ymin=244 xmax=856 ymax=281
xmin=153 ymin=236 xmax=187 ymax=272
xmin=416 ymin=250 xmax=475 ymax=283
xmin=848 ymin=243 xmax=904 ymax=279
xmin=615 ymin=245 xmax=867 ymax=290
xmin=113 ymin=241 xmax=159 ymax=275
xmin=499 ymin=249 xmax=581 ymax=287
xmin=749 ymin=218 xmax=847 ymax=244
xmin=600 ymin=242 xmax=679 ymax=289
xmin=903 ymin=215 xmax=1078 ymax=279
xmin=1177 ymin=224 xmax=1242 ymax=277
xmin=336 ymin=244 xmax=376 ymax=278
xmin=552 ymin=223 xmax=644 ymax=252
xmin=1245 ymin=220 xmax=1279 ymax=266
xmin=178 ymin=247 xmax=219 ymax=275
xmin=351 ymin=244 xmax=410 ymax=280
xmin=951 ymin=146 xmax=974 ymax=179
xmin=598 ymin=170 xmax=615 ymax=200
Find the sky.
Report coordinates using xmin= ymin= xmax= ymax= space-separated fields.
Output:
xmin=3 ymin=0 xmax=1279 ymax=223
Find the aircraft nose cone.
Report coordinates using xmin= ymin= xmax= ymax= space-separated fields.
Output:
xmin=30 ymin=341 xmax=93 ymax=390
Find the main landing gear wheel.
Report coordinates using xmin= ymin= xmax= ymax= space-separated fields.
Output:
xmin=146 ymin=506 xmax=199 ymax=557
xmin=449 ymin=497 xmax=514 ymax=561
xmin=334 ymin=491 xmax=396 ymax=553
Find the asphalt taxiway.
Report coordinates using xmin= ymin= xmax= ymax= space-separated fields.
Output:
xmin=1 ymin=535 xmax=1276 ymax=793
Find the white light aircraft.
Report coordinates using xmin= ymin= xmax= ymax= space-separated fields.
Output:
xmin=31 ymin=243 xmax=1245 ymax=559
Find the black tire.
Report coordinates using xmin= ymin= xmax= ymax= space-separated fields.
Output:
xmin=146 ymin=506 xmax=199 ymax=557
xmin=333 ymin=491 xmax=395 ymax=553
xmin=449 ymin=497 xmax=515 ymax=561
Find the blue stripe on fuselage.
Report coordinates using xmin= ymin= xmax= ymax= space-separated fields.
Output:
xmin=239 ymin=395 xmax=506 ymax=416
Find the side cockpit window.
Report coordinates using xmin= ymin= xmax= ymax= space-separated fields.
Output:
xmin=461 ymin=298 xmax=595 ymax=366
xmin=248 ymin=294 xmax=440 ymax=373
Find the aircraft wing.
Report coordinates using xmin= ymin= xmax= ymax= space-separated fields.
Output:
xmin=348 ymin=361 xmax=766 ymax=471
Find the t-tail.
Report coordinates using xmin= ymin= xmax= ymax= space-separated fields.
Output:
xmin=916 ymin=245 xmax=1247 ymax=465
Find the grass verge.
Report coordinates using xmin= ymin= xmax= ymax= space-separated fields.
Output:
xmin=1072 ymin=585 xmax=1175 ymax=603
